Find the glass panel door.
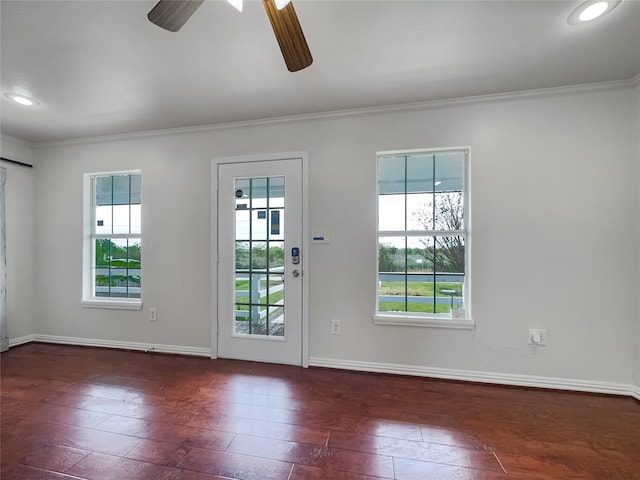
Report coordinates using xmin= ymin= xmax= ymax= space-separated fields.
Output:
xmin=234 ymin=176 xmax=286 ymax=337
xmin=217 ymin=158 xmax=303 ymax=366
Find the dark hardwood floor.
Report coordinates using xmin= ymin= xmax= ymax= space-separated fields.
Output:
xmin=1 ymin=343 xmax=639 ymax=480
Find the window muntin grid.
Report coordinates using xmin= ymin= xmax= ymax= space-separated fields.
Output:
xmin=377 ymin=150 xmax=467 ymax=317
xmin=92 ymin=173 xmax=141 ymax=299
xmin=234 ymin=176 xmax=286 ymax=337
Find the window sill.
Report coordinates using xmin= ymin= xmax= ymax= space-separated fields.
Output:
xmin=373 ymin=313 xmax=474 ymax=330
xmin=81 ymin=299 xmax=143 ymax=310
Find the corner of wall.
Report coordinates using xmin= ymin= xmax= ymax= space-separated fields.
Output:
xmin=634 ymin=81 xmax=640 ymax=388
xmin=0 ymin=134 xmax=36 ymax=344
xmin=1 ymin=134 xmax=35 ymax=165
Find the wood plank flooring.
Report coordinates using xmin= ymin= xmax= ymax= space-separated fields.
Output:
xmin=1 ymin=343 xmax=639 ymax=479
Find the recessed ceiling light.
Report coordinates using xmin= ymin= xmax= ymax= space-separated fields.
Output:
xmin=568 ymin=0 xmax=621 ymax=25
xmin=4 ymin=93 xmax=40 ymax=107
xmin=579 ymin=1 xmax=609 ymax=20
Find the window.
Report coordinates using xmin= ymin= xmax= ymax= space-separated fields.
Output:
xmin=82 ymin=171 xmax=142 ymax=309
xmin=375 ymin=148 xmax=471 ymax=328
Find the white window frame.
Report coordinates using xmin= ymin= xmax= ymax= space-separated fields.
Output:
xmin=81 ymin=170 xmax=143 ymax=310
xmin=373 ymin=147 xmax=473 ymax=329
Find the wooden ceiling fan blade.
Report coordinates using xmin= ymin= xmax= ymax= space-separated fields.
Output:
xmin=262 ymin=0 xmax=313 ymax=72
xmin=148 ymin=0 xmax=205 ymax=32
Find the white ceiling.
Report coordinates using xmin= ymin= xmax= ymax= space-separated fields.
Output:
xmin=1 ymin=0 xmax=639 ymax=144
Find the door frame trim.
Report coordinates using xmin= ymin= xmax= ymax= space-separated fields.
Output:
xmin=211 ymin=151 xmax=309 ymax=367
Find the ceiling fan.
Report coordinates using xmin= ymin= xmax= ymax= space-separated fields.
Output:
xmin=147 ymin=0 xmax=313 ymax=72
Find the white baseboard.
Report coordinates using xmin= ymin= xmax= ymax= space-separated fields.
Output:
xmin=9 ymin=334 xmax=35 ymax=347
xmin=31 ymin=334 xmax=211 ymax=357
xmin=6 ymin=337 xmax=638 ymax=401
xmin=309 ymin=356 xmax=639 ymax=400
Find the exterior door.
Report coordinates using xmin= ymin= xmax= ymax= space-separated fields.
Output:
xmin=217 ymin=158 xmax=303 ymax=365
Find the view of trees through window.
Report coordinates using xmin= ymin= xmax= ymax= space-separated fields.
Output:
xmin=235 ymin=242 xmax=284 ymax=270
xmin=91 ymin=172 xmax=142 ymax=300
xmin=94 ymin=238 xmax=141 ymax=298
xmin=233 ymin=176 xmax=286 ymax=336
xmin=377 ymin=150 xmax=467 ymax=315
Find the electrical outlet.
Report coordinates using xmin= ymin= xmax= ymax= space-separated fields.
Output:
xmin=528 ymin=328 xmax=546 ymax=346
xmin=149 ymin=307 xmax=157 ymax=322
xmin=331 ymin=319 xmax=341 ymax=335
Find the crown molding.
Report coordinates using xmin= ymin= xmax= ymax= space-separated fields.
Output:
xmin=1 ymin=133 xmax=32 ymax=148
xmin=34 ymin=77 xmax=639 ymax=149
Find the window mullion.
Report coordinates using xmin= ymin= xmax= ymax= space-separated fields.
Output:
xmin=404 ymin=155 xmax=408 ymax=313
xmin=127 ymin=176 xmax=132 ymax=299
xmin=266 ymin=177 xmax=270 ymax=336
xmin=94 ymin=234 xmax=136 ymax=240
xmin=107 ymin=238 xmax=112 ymax=298
xmin=398 ymin=230 xmax=466 ymax=237
xmin=248 ymin=178 xmax=253 ymax=335
xmin=432 ymin=155 xmax=436 ymax=314
xmin=378 ymin=230 xmax=465 ymax=237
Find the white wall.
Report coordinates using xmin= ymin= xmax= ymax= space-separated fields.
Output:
xmin=1 ymin=135 xmax=35 ymax=342
xmin=33 ymin=84 xmax=638 ymax=386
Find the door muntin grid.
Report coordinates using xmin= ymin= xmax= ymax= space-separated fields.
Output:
xmin=234 ymin=176 xmax=285 ymax=337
